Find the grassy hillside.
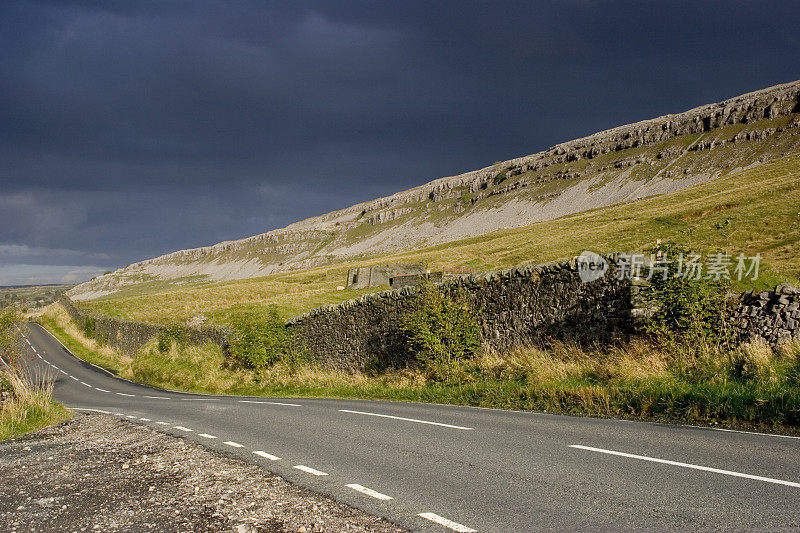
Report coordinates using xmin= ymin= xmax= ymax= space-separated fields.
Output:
xmin=67 ymin=84 xmax=800 ymax=300
xmin=82 ymin=152 xmax=800 ymax=326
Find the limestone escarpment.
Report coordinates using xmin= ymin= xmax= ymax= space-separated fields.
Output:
xmin=69 ymin=80 xmax=800 ymax=299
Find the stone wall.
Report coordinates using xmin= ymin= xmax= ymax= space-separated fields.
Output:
xmin=735 ymin=284 xmax=800 ymax=345
xmin=287 ymin=259 xmax=634 ymax=372
xmin=59 ymin=296 xmax=232 ymax=356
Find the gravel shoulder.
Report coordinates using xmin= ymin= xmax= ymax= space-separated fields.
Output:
xmin=0 ymin=414 xmax=407 ymax=533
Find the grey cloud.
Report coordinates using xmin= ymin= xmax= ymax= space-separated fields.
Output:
xmin=1 ymin=0 xmax=799 ymax=285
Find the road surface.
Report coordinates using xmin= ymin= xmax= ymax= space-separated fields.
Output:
xmin=15 ymin=322 xmax=800 ymax=532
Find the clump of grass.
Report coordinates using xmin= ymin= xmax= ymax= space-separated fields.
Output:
xmin=0 ymin=363 xmax=69 ymax=440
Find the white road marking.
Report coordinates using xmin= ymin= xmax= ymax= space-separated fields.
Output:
xmin=144 ymin=395 xmax=170 ymax=400
xmin=293 ymin=465 xmax=328 ymax=476
xmin=198 ymin=434 xmax=217 ymax=439
xmin=95 ymin=388 xmax=110 ymax=393
xmin=114 ymin=413 xmax=125 ymax=416
xmin=346 ymin=484 xmax=393 ymax=501
xmin=115 ymin=392 xmax=135 ymax=397
xmin=60 ymin=370 xmax=68 ymax=375
xmin=139 ymin=418 xmax=151 ymax=422
xmin=68 ymin=407 xmax=111 ymax=414
xmin=156 ymin=421 xmax=170 ymax=426
xmin=418 ymin=512 xmax=476 ymax=532
xmin=253 ymin=451 xmax=281 ymax=461
xmin=181 ymin=398 xmax=219 ymax=401
xmin=81 ymin=382 xmax=92 ymax=387
xmin=70 ymin=376 xmax=79 ymax=381
xmin=338 ymin=409 xmax=473 ymax=430
xmin=707 ymin=427 xmax=800 ymax=440
xmin=570 ymin=445 xmax=800 ymax=489
xmin=238 ymin=400 xmax=302 ymax=407
xmin=51 ymin=365 xmax=58 ymax=369
xmin=174 ymin=426 xmax=194 ymax=432
xmin=125 ymin=415 xmax=137 ymax=419
xmin=223 ymin=441 xmax=244 ymax=448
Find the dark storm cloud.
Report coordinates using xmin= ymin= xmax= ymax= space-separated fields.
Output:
xmin=1 ymin=0 xmax=799 ymax=284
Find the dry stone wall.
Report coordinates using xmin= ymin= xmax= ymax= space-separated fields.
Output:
xmin=287 ymin=259 xmax=634 ymax=372
xmin=735 ymin=284 xmax=800 ymax=345
xmin=59 ymin=296 xmax=232 ymax=356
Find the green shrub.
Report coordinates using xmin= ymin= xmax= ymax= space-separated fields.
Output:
xmin=157 ymin=323 xmax=188 ymax=353
xmin=493 ymin=170 xmax=507 ymax=185
xmin=83 ymin=317 xmax=95 ymax=338
xmin=401 ymin=282 xmax=481 ymax=381
xmin=644 ymin=242 xmax=735 ymax=348
xmin=229 ymin=305 xmax=294 ymax=369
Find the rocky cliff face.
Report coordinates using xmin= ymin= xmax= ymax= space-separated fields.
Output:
xmin=70 ymin=80 xmax=800 ymax=300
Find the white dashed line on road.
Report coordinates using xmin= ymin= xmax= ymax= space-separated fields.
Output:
xmin=181 ymin=398 xmax=219 ymax=401
xmin=253 ymin=451 xmax=281 ymax=461
xmin=198 ymin=434 xmax=218 ymax=439
xmin=346 ymin=484 xmax=393 ymax=501
xmin=174 ymin=426 xmax=194 ymax=432
xmin=144 ymin=395 xmax=170 ymax=400
xmin=156 ymin=422 xmax=170 ymax=426
xmin=223 ymin=441 xmax=244 ymax=448
xmin=238 ymin=400 xmax=302 ymax=407
xmin=139 ymin=418 xmax=151 ymax=422
xmin=95 ymin=388 xmax=110 ymax=392
xmin=338 ymin=409 xmax=473 ymax=430
xmin=418 ymin=513 xmax=476 ymax=532
xmin=81 ymin=382 xmax=92 ymax=387
xmin=293 ymin=465 xmax=328 ymax=476
xmin=125 ymin=415 xmax=137 ymax=419
xmin=60 ymin=370 xmax=67 ymax=375
xmin=569 ymin=445 xmax=800 ymax=489
xmin=115 ymin=392 xmax=135 ymax=397
xmin=69 ymin=376 xmax=79 ymax=381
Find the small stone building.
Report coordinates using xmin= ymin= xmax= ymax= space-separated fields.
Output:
xmin=345 ymin=264 xmax=426 ymax=289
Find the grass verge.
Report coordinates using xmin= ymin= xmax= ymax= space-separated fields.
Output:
xmin=0 ymin=367 xmax=70 ymax=441
xmin=1 ymin=309 xmax=70 ymax=441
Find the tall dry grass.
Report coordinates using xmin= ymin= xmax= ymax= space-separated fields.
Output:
xmin=1 ymin=340 xmax=69 ymax=440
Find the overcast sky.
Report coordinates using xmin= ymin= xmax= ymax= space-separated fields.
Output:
xmin=1 ymin=1 xmax=798 ymax=285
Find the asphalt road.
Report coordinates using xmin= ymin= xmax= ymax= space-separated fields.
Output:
xmin=15 ymin=321 xmax=800 ymax=532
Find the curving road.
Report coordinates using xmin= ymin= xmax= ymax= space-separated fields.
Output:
xmin=15 ymin=322 xmax=800 ymax=532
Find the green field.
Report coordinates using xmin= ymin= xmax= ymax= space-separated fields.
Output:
xmin=82 ymin=152 xmax=800 ymax=326
xmin=0 ymin=284 xmax=73 ymax=313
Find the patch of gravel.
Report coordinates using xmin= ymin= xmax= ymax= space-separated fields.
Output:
xmin=0 ymin=414 xmax=407 ymax=533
